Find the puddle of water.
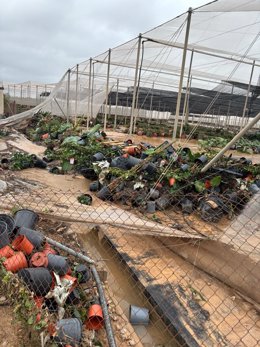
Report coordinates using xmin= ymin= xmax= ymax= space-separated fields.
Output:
xmin=79 ymin=227 xmax=177 ymax=347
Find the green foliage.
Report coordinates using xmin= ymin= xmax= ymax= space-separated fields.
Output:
xmin=77 ymin=194 xmax=92 ymax=205
xmin=10 ymin=152 xmax=34 ymax=170
xmin=199 ymin=136 xmax=260 ymax=153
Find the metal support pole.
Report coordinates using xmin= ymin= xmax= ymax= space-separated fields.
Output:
xmin=240 ymin=60 xmax=255 ymax=129
xmin=46 ymin=237 xmax=95 ymax=264
xmin=104 ymin=49 xmax=111 ymax=131
xmin=172 ymin=8 xmax=192 ymax=140
xmin=180 ymin=49 xmax=194 ymax=137
xmin=148 ymin=82 xmax=154 ymax=125
xmin=201 ymin=112 xmax=260 ymax=173
xmin=74 ymin=64 xmax=79 ymax=125
xmin=113 ymin=78 xmax=119 ymax=129
xmin=129 ymin=34 xmax=142 ymax=135
xmin=20 ymin=85 xmax=22 ymax=99
xmin=66 ymin=69 xmax=71 ymax=123
xmin=87 ymin=58 xmax=93 ymax=130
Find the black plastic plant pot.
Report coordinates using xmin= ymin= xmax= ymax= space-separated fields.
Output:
xmin=199 ymin=195 xmax=225 ymax=222
xmin=66 ymin=289 xmax=81 ymax=305
xmin=129 ymin=305 xmax=149 ymax=326
xmin=47 ymin=254 xmax=69 ymax=276
xmin=1 ymin=158 xmax=9 ymax=169
xmin=155 ymin=195 xmax=171 ymax=211
xmin=14 ymin=209 xmax=39 ymax=229
xmin=49 ymin=166 xmax=62 ymax=174
xmin=18 ymin=267 xmax=52 ymax=296
xmin=97 ymin=186 xmax=112 ymax=201
xmin=239 ymin=157 xmax=252 ymax=165
xmin=180 ymin=198 xmax=193 ymax=214
xmin=149 ymin=189 xmax=160 ymax=200
xmin=78 ymin=194 xmax=93 ymax=206
xmin=126 ymin=155 xmax=142 ymax=169
xmin=180 ymin=163 xmax=189 ymax=172
xmin=80 ymin=168 xmax=98 ymax=180
xmin=144 ymin=163 xmax=157 ymax=175
xmin=195 ymin=155 xmax=208 ymax=164
xmin=45 ymin=298 xmax=58 ymax=312
xmin=18 ymin=226 xmax=44 ymax=249
xmin=55 ymin=318 xmax=82 ymax=347
xmin=92 ymin=152 xmax=105 ymax=162
xmin=147 ymin=201 xmax=156 ymax=213
xmin=249 ymin=183 xmax=260 ymax=194
xmin=0 ymin=214 xmax=15 ymax=238
xmin=140 ymin=152 xmax=148 ymax=159
xmin=89 ymin=181 xmax=100 ymax=192
xmin=33 ymin=158 xmax=47 ymax=169
xmin=75 ymin=264 xmax=91 ymax=283
xmin=0 ymin=221 xmax=10 ymax=248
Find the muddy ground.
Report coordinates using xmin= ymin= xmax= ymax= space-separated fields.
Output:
xmin=0 ymin=130 xmax=259 ymax=346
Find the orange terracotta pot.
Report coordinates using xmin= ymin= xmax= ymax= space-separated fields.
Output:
xmin=43 ymin=242 xmax=57 ymax=255
xmin=85 ymin=304 xmax=104 ymax=330
xmin=30 ymin=252 xmax=48 ymax=268
xmin=0 ymin=245 xmax=15 ymax=259
xmin=3 ymin=252 xmax=28 ymax=272
xmin=12 ymin=235 xmax=34 ymax=255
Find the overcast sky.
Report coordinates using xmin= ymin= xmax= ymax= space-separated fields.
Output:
xmin=0 ymin=0 xmax=206 ymax=84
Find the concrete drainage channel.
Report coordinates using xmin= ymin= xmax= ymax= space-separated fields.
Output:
xmin=83 ymin=223 xmax=260 ymax=347
xmin=80 ymin=229 xmax=176 ymax=347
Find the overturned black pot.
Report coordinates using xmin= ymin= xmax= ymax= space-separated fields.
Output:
xmin=66 ymin=289 xmax=81 ymax=305
xmin=55 ymin=318 xmax=82 ymax=347
xmin=18 ymin=267 xmax=52 ymax=296
xmin=14 ymin=209 xmax=39 ymax=229
xmin=0 ymin=214 xmax=15 ymax=238
xmin=180 ymin=198 xmax=193 ymax=214
xmin=199 ymin=195 xmax=226 ymax=222
xmin=155 ymin=195 xmax=172 ymax=210
xmin=47 ymin=254 xmax=69 ymax=276
xmin=89 ymin=181 xmax=100 ymax=192
xmin=74 ymin=264 xmax=91 ymax=283
xmin=92 ymin=152 xmax=105 ymax=161
xmin=34 ymin=158 xmax=47 ymax=169
xmin=80 ymin=168 xmax=98 ymax=180
xmin=0 ymin=221 xmax=10 ymax=248
xmin=195 ymin=155 xmax=208 ymax=165
xmin=97 ymin=185 xmax=113 ymax=201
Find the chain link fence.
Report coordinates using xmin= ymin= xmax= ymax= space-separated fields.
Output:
xmin=0 ymin=164 xmax=259 ymax=347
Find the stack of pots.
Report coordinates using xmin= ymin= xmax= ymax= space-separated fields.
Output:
xmin=0 ymin=209 xmax=103 ymax=344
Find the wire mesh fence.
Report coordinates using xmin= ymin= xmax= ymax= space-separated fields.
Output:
xmin=0 ymin=163 xmax=259 ymax=347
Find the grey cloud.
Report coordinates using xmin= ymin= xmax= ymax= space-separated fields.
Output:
xmin=0 ymin=0 xmax=206 ymax=84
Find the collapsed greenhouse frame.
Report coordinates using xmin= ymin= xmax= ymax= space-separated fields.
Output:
xmin=1 ymin=0 xmax=260 ymax=137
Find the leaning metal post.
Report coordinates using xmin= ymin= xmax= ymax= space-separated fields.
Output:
xmin=87 ymin=57 xmax=93 ymax=130
xmin=113 ymin=78 xmax=119 ymax=129
xmin=129 ymin=34 xmax=142 ymax=135
xmin=201 ymin=112 xmax=260 ymax=173
xmin=66 ymin=69 xmax=71 ymax=123
xmin=74 ymin=64 xmax=79 ymax=125
xmin=180 ymin=49 xmax=194 ymax=138
xmin=240 ymin=60 xmax=255 ymax=129
xmin=104 ymin=49 xmax=111 ymax=132
xmin=172 ymin=8 xmax=192 ymax=140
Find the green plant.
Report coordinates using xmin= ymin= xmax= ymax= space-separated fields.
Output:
xmin=77 ymin=194 xmax=92 ymax=205
xmin=10 ymin=152 xmax=34 ymax=170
